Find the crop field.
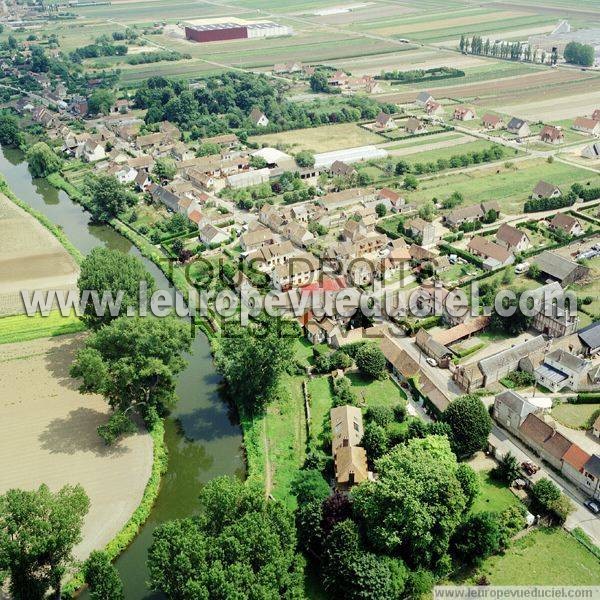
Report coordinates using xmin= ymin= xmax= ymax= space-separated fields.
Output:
xmin=0 ymin=312 xmax=85 ymax=346
xmin=250 ymin=122 xmax=383 ymax=153
xmin=398 ymin=139 xmax=517 ymax=165
xmin=404 ymin=158 xmax=596 ymax=214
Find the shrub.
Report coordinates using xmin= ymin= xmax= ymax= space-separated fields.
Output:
xmin=366 ymin=405 xmax=394 ymax=427
xmin=355 ymin=343 xmax=387 ymax=380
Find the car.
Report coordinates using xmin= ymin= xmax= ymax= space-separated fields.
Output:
xmin=584 ymin=499 xmax=600 ymax=514
xmin=425 ymin=357 xmax=437 ymax=367
xmin=514 ymin=262 xmax=530 ymax=275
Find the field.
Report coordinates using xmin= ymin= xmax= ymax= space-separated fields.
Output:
xmin=403 ymin=158 xmax=597 ymax=214
xmin=249 ymin=122 xmax=383 ymax=153
xmin=470 ymin=527 xmax=600 ymax=585
xmin=0 ymin=311 xmax=85 ymax=345
xmin=0 ymin=193 xmax=79 ymax=317
xmin=398 ymin=139 xmax=516 ymax=165
xmin=470 ymin=470 xmax=521 ymax=514
xmin=552 ymin=402 xmax=600 ymax=430
xmin=0 ymin=335 xmax=153 ymax=560
xmin=346 ymin=372 xmax=406 ymax=408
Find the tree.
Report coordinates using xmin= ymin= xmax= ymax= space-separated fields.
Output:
xmin=418 ymin=200 xmax=436 ymax=222
xmin=309 ymin=71 xmax=330 ymax=93
xmin=490 ymin=290 xmax=534 ymax=336
xmin=77 ymin=247 xmax=156 ymax=330
xmin=564 ymin=42 xmax=594 ymax=67
xmin=375 ymin=202 xmax=387 ymax=217
xmin=362 ymin=422 xmax=389 ymax=462
xmin=456 ymin=463 xmax=480 ymax=511
xmin=442 ymin=191 xmax=463 ymax=209
xmin=291 ymin=469 xmax=330 ymax=505
xmin=0 ymin=113 xmax=24 ymax=148
xmin=0 ymin=484 xmax=89 ymax=600
xmin=152 ymin=157 xmax=176 ymax=181
xmin=86 ymin=174 xmax=138 ymax=222
xmin=404 ymin=173 xmax=418 ymax=190
xmin=491 ymin=452 xmax=522 ymax=484
xmin=26 ymin=142 xmax=62 ymax=178
xmin=88 ymin=89 xmax=116 ymax=115
xmin=83 ymin=551 xmax=124 ymax=600
xmin=366 ymin=405 xmax=394 ymax=427
xmin=352 ymin=436 xmax=468 ymax=570
xmin=451 ymin=512 xmax=501 ymax=565
xmin=196 ymin=142 xmax=220 ymax=157
xmin=322 ymin=520 xmax=407 ymax=600
xmin=295 ymin=150 xmax=315 ymax=168
xmin=443 ymin=395 xmax=491 ymax=459
xmin=147 ymin=477 xmax=304 ymax=599
xmin=355 ymin=343 xmax=386 ymax=380
xmin=528 ymin=263 xmax=541 ymax=280
xmin=530 ymin=478 xmax=572 ymax=523
xmin=215 ymin=317 xmax=297 ymax=414
xmin=70 ymin=316 xmax=191 ymax=438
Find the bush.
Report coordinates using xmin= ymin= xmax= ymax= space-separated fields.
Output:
xmin=355 ymin=343 xmax=387 ymax=380
xmin=366 ymin=405 xmax=394 ymax=427
xmin=531 ymin=478 xmax=573 ymax=524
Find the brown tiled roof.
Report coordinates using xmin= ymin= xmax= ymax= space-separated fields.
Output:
xmin=379 ymin=336 xmax=420 ymax=378
xmin=468 ymin=236 xmax=512 ymax=263
xmin=419 ymin=374 xmax=451 ymax=413
xmin=573 ymin=116 xmax=599 ymax=130
xmin=540 ymin=125 xmax=563 ymax=141
xmin=519 ymin=413 xmax=554 ymax=446
xmin=482 ymin=113 xmax=502 ymax=125
xmin=543 ymin=430 xmax=572 ymax=460
xmin=549 ymin=213 xmax=579 ymax=232
xmin=433 ymin=316 xmax=490 ymax=346
xmin=497 ymin=223 xmax=528 ymax=248
xmin=563 ymin=444 xmax=591 ymax=471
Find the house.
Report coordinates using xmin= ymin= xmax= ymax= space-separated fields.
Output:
xmin=506 ymin=117 xmax=530 ymax=137
xmin=134 ymin=170 xmax=151 ymax=192
xmin=82 ymin=141 xmax=106 ymax=163
xmin=330 ymin=405 xmax=370 ymax=488
xmin=433 ymin=316 xmax=490 ymax=347
xmin=444 ymin=201 xmax=500 ymax=228
xmin=249 ymin=108 xmax=269 ymax=127
xmin=379 ymin=336 xmax=420 ymax=381
xmin=453 ymin=106 xmax=476 ymax=121
xmin=365 ymin=81 xmax=384 ymax=94
xmin=284 ymin=221 xmax=315 ymax=248
xmin=530 ymin=282 xmax=579 ymax=338
xmin=518 ymin=413 xmax=572 ymax=471
xmin=136 ymin=132 xmax=166 ymax=151
xmin=416 ymin=91 xmax=434 ymax=106
xmin=329 ymin=160 xmax=357 ymax=178
xmin=247 ymin=240 xmax=295 ymax=272
xmin=534 ymin=349 xmax=591 ymax=392
xmin=342 ymin=218 xmax=368 ymax=242
xmin=197 ymin=223 xmax=227 ymax=246
xmin=581 ymin=142 xmax=600 ymax=159
xmin=112 ymin=98 xmax=130 ymax=114
xmin=110 ymin=165 xmax=137 ymax=184
xmin=240 ymin=226 xmax=275 ymax=251
xmin=572 ymin=117 xmax=600 ymax=136
xmin=482 ymin=113 xmax=503 ymax=129
xmin=425 ymin=100 xmax=444 ymax=117
xmin=496 ymin=223 xmax=530 ymax=252
xmin=378 ymin=187 xmax=404 ymax=211
xmin=582 ymin=455 xmax=600 ymax=500
xmin=593 ymin=109 xmax=600 ymax=121
xmin=271 ymin=252 xmax=320 ymax=290
xmin=532 ymin=180 xmax=561 ymax=199
xmin=415 ymin=328 xmax=452 ymax=367
xmin=533 ymin=251 xmax=590 ymax=286
xmin=493 ymin=390 xmax=538 ymax=437
xmin=467 ymin=236 xmax=514 ymax=270
xmin=405 ymin=117 xmax=426 ymax=134
xmin=374 ymin=112 xmax=396 ymax=130
xmin=69 ymin=96 xmax=88 ymax=117
xmin=404 ymin=217 xmax=436 ymax=246
xmin=148 ymin=184 xmax=180 ymax=212
xmin=540 ymin=125 xmax=564 ymax=145
xmin=319 ymin=188 xmax=376 ymax=211
xmin=561 ymin=444 xmax=593 ymax=493
xmin=593 ymin=414 xmax=600 ymax=438
xmin=579 ymin=322 xmax=600 ymax=356
xmin=548 ymin=213 xmax=582 ymax=237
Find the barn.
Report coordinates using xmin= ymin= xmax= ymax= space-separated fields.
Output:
xmin=184 ymin=18 xmax=292 ymax=43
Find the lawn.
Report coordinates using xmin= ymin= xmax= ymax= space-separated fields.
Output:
xmin=249 ymin=122 xmax=383 ymax=153
xmin=0 ymin=311 xmax=85 ymax=346
xmin=470 ymin=527 xmax=600 ymax=585
xmin=307 ymin=375 xmax=334 ymax=448
xmin=405 ymin=158 xmax=597 ymax=215
xmin=470 ymin=470 xmax=521 ymax=515
xmin=346 ymin=372 xmax=406 ymax=408
xmin=552 ymin=402 xmax=600 ymax=430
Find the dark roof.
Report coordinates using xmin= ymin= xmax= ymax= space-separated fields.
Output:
xmin=497 ymin=223 xmax=528 ymax=248
xmin=534 ymin=251 xmax=584 ymax=282
xmin=543 ymin=430 xmax=572 ymax=460
xmin=495 ymin=390 xmax=534 ymax=418
xmin=519 ymin=413 xmax=554 ymax=446
xmin=533 ymin=180 xmax=560 ymax=197
xmin=507 ymin=117 xmax=527 ymax=131
xmin=579 ymin=321 xmax=600 ymax=350
xmin=584 ymin=454 xmax=600 ymax=478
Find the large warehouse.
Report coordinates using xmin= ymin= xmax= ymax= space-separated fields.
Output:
xmin=184 ymin=18 xmax=292 ymax=43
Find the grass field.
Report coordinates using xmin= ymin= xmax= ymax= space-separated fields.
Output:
xmin=470 ymin=470 xmax=521 ymax=515
xmin=552 ymin=402 xmax=600 ymax=430
xmin=346 ymin=372 xmax=406 ymax=407
xmin=401 ymin=140 xmax=517 ymax=166
xmin=470 ymin=527 xmax=600 ymax=585
xmin=404 ymin=158 xmax=597 ymax=214
xmin=250 ymin=122 xmax=383 ymax=153
xmin=0 ymin=312 xmax=85 ymax=346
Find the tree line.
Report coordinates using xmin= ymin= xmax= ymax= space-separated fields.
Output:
xmin=459 ymin=34 xmax=558 ymax=65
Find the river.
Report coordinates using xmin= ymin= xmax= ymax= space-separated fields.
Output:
xmin=0 ymin=147 xmax=244 ymax=599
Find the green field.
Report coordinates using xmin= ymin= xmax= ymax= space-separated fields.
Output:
xmin=405 ymin=158 xmax=597 ymax=214
xmin=402 ymin=140 xmax=517 ymax=166
xmin=470 ymin=527 xmax=600 ymax=585
xmin=552 ymin=402 xmax=600 ymax=430
xmin=346 ymin=372 xmax=406 ymax=407
xmin=0 ymin=312 xmax=85 ymax=346
xmin=470 ymin=470 xmax=521 ymax=515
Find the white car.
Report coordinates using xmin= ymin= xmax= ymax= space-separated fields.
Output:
xmin=514 ymin=262 xmax=529 ymax=275
xmin=425 ymin=357 xmax=437 ymax=367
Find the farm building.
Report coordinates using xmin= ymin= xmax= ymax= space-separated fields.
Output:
xmin=572 ymin=117 xmax=600 ymax=136
xmin=184 ymin=18 xmax=292 ymax=43
xmin=314 ymin=145 xmax=388 ymax=169
xmin=582 ymin=142 xmax=600 ymax=158
xmin=533 ymin=250 xmax=590 ymax=286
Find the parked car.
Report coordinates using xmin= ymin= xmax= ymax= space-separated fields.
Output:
xmin=521 ymin=461 xmax=539 ymax=476
xmin=514 ymin=262 xmax=530 ymax=275
xmin=425 ymin=357 xmax=437 ymax=367
xmin=584 ymin=499 xmax=600 ymax=515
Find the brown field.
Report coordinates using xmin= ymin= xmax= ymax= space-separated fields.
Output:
xmin=0 ymin=194 xmax=79 ymax=317
xmin=378 ymin=69 xmax=599 ymax=105
xmin=0 ymin=335 xmax=153 ymax=560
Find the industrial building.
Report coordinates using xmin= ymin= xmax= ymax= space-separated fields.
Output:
xmin=184 ymin=18 xmax=292 ymax=43
xmin=528 ymin=21 xmax=600 ymax=64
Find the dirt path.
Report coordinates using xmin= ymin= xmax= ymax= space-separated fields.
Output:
xmin=0 ymin=334 xmax=153 ymax=560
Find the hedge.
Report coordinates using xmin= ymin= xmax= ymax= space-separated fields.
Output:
xmin=62 ymin=421 xmax=167 ymax=598
xmin=571 ymin=528 xmax=600 ymax=560
xmin=0 ymin=175 xmax=83 ymax=265
xmin=438 ymin=243 xmax=485 ymax=268
xmin=571 ymin=393 xmax=600 ymax=404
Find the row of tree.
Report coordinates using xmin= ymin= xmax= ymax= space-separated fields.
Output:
xmin=459 ymin=34 xmax=558 ymax=65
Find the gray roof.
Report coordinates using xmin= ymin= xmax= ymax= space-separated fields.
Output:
xmin=495 ymin=390 xmax=536 ymax=418
xmin=546 ymin=348 xmax=589 ymax=372
xmin=533 ymin=251 xmax=580 ymax=282
xmin=533 ymin=180 xmax=560 ymax=197
xmin=479 ymin=336 xmax=546 ymax=378
xmin=417 ymin=91 xmax=433 ymax=102
xmin=507 ymin=117 xmax=527 ymax=131
xmin=584 ymin=454 xmax=600 ymax=478
xmin=579 ymin=321 xmax=600 ymax=350
xmin=415 ymin=328 xmax=451 ymax=361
